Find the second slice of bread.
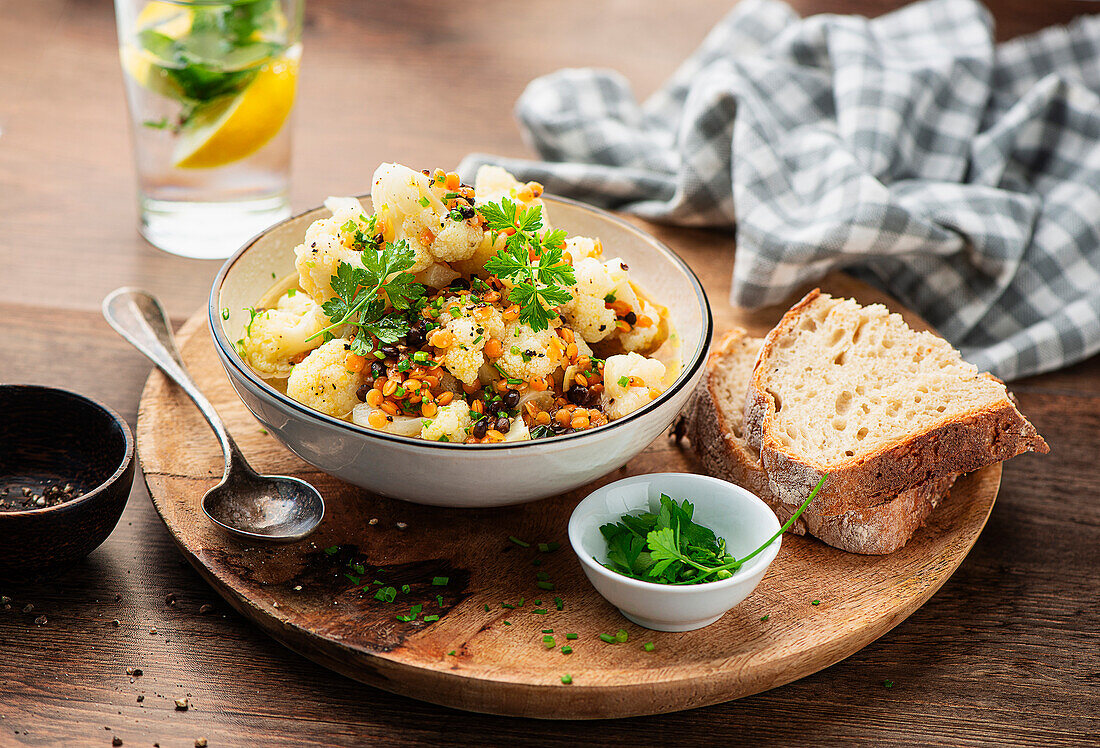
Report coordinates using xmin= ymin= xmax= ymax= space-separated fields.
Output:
xmin=743 ymin=290 xmax=1048 ymax=512
xmin=685 ymin=329 xmax=958 ymax=554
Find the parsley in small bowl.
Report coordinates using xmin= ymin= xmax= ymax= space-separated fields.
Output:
xmin=568 ymin=473 xmax=822 ymax=631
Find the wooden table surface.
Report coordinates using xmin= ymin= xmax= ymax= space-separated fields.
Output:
xmin=1 ymin=1 xmax=1097 ymax=746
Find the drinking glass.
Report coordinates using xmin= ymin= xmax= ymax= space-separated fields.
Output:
xmin=114 ymin=0 xmax=304 ymax=259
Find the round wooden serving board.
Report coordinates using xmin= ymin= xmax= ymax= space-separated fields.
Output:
xmin=137 ymin=282 xmax=1000 ymax=720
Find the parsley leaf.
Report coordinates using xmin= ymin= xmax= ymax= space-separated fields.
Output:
xmin=307 ymin=239 xmax=425 ymax=348
xmin=479 ymin=197 xmax=575 ymax=331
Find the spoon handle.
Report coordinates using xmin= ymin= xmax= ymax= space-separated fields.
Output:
xmin=102 ymin=287 xmax=241 ymax=474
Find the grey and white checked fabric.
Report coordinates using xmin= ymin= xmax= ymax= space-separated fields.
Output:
xmin=459 ymin=0 xmax=1100 ymax=380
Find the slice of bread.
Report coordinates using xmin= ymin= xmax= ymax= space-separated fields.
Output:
xmin=743 ymin=290 xmax=1048 ymax=512
xmin=685 ymin=328 xmax=958 ymax=555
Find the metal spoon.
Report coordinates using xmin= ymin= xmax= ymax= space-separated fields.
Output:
xmin=103 ymin=288 xmax=324 ymax=542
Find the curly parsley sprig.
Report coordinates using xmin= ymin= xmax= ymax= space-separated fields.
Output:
xmin=480 ymin=198 xmax=574 ymax=331
xmin=305 ymin=238 xmax=425 ymax=355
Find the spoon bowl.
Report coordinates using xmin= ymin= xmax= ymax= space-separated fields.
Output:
xmin=103 ymin=287 xmax=325 ymax=542
xmin=202 ymin=470 xmax=324 ymax=542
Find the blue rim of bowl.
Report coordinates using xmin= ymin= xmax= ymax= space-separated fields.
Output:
xmin=208 ymin=193 xmax=713 ymax=450
xmin=567 ymin=473 xmax=783 ymax=592
xmin=0 ymin=384 xmax=135 ymax=516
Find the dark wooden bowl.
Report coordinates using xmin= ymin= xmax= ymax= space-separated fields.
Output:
xmin=0 ymin=385 xmax=135 ymax=572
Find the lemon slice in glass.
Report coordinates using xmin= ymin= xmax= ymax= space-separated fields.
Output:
xmin=172 ymin=52 xmax=299 ymax=170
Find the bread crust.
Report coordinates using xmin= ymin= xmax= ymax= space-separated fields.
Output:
xmin=684 ymin=329 xmax=960 ymax=555
xmin=743 ymin=290 xmax=1049 ymax=514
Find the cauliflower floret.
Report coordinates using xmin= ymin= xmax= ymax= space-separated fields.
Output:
xmin=616 ymin=299 xmax=663 ymax=354
xmin=474 ymin=165 xmax=552 ymax=230
xmin=285 ymin=338 xmax=365 ymax=417
xmin=430 ymin=219 xmax=483 ymax=263
xmin=498 ymin=322 xmax=561 ymax=381
xmin=561 ymin=293 xmax=616 ymax=344
xmin=566 ymin=235 xmax=603 ymax=261
xmin=420 ymin=400 xmax=472 ymax=442
xmin=603 ymin=257 xmax=641 ymax=310
xmin=294 ymin=200 xmax=369 ymax=303
xmin=435 ymin=303 xmax=506 ymax=386
xmin=601 ymin=352 xmax=666 ymax=420
xmin=450 ymin=231 xmax=506 ymax=278
xmin=241 ymin=291 xmax=328 ymax=379
xmin=559 ymin=257 xmax=618 ymax=343
xmin=372 ymin=162 xmax=484 ymax=271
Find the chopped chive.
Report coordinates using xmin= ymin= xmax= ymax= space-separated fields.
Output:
xmin=396 ymin=615 xmax=413 ymax=622
xmin=418 ymin=196 xmax=430 ymax=207
xmin=423 ymin=615 xmax=439 ymax=622
xmin=615 ymin=629 xmax=628 ymax=643
xmin=374 ymin=587 xmax=397 ymax=603
xmin=536 ymin=572 xmax=550 ymax=581
xmin=344 ymin=574 xmax=361 ymax=584
xmin=884 ymin=680 xmax=894 ymax=688
xmin=561 ymin=645 xmax=573 ymax=654
xmin=565 ymin=633 xmax=578 ymax=640
xmin=503 ymin=621 xmax=512 ymax=626
xmin=538 ymin=541 xmax=560 ymax=552
xmin=484 ymin=604 xmax=490 ymax=612
xmin=536 ymin=581 xmax=555 ymax=591
xmin=508 ymin=536 xmax=530 ymax=548
xmin=811 ymin=600 xmax=820 ymax=606
xmin=561 ymin=674 xmax=572 ymax=685
xmin=533 ymin=608 xmax=548 ymax=615
xmin=502 ymin=603 xmax=515 ymax=610
xmin=220 ymin=308 xmax=230 ymax=320
xmin=760 ymin=614 xmax=769 ymax=622
xmin=541 ymin=629 xmax=554 ymax=634
xmin=643 ymin=642 xmax=655 ymax=652
xmin=542 ymin=636 xmax=555 ymax=649
xmin=507 ymin=378 xmax=523 ymax=385
xmin=533 ymin=600 xmax=542 ymax=606
xmin=401 ymin=584 xmax=411 ymax=594
xmin=553 ymin=597 xmax=563 ymax=611
xmin=599 ymin=633 xmax=616 ymax=644
xmin=432 ymin=576 xmax=449 ymax=586
xmin=410 ymin=604 xmax=423 ymax=617
xmin=447 ymin=650 xmax=456 ymax=656
xmin=323 ymin=545 xmax=339 ymax=555
xmin=436 ymin=595 xmax=444 ymax=607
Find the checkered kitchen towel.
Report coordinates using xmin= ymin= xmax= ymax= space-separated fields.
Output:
xmin=459 ymin=0 xmax=1100 ymax=381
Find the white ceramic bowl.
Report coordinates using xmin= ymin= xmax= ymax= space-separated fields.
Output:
xmin=568 ymin=473 xmax=782 ymax=631
xmin=209 ymin=195 xmax=712 ymax=507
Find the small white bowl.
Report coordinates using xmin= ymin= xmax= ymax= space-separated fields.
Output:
xmin=568 ymin=473 xmax=782 ymax=631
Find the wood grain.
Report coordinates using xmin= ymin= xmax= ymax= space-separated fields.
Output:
xmin=1 ymin=0 xmax=1097 ymax=744
xmin=135 ymin=296 xmax=1001 ymax=718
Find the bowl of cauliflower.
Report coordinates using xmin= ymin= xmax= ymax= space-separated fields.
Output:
xmin=208 ymin=163 xmax=711 ymax=507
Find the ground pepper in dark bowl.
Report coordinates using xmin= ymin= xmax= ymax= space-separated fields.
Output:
xmin=0 ymin=385 xmax=135 ymax=571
